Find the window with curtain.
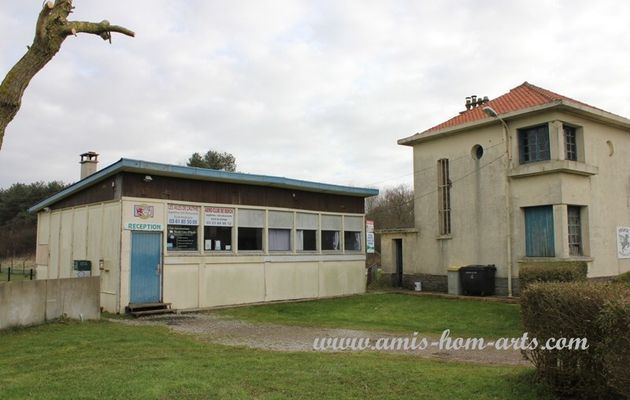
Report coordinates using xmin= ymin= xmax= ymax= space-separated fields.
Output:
xmin=524 ymin=205 xmax=555 ymax=257
xmin=344 ymin=231 xmax=361 ymax=251
xmin=296 ymin=229 xmax=317 ymax=251
xmin=322 ymin=230 xmax=340 ymax=250
xmin=269 ymin=228 xmax=291 ymax=251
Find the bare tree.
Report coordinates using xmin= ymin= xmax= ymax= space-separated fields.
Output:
xmin=366 ymin=184 xmax=414 ymax=230
xmin=0 ymin=0 xmax=134 ymax=149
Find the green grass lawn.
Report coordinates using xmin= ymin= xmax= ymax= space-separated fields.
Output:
xmin=213 ymin=293 xmax=522 ymax=338
xmin=0 ymin=321 xmax=552 ymax=400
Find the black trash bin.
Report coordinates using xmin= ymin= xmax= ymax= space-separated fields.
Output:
xmin=459 ymin=265 xmax=496 ymax=296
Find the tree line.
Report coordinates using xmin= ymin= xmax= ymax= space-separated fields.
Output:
xmin=0 ymin=181 xmax=65 ymax=258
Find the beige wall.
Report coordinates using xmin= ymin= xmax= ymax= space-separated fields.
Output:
xmin=118 ymin=197 xmax=367 ymax=311
xmin=160 ymin=254 xmax=365 ymax=309
xmin=35 ymin=202 xmax=122 ymax=312
xmin=389 ymin=108 xmax=630 ymax=283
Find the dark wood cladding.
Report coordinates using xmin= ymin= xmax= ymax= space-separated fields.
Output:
xmin=120 ymin=173 xmax=365 ymax=213
xmin=50 ymin=175 xmax=120 ymax=210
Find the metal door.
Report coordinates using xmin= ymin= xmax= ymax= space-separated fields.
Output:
xmin=130 ymin=232 xmax=162 ymax=304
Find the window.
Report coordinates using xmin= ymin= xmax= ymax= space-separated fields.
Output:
xmin=167 ymin=226 xmax=198 ymax=251
xmin=568 ymin=206 xmax=582 ymax=256
xmin=344 ymin=231 xmax=361 ymax=251
xmin=564 ymin=125 xmax=578 ymax=161
xmin=296 ymin=229 xmax=317 ymax=251
xmin=268 ymin=211 xmax=293 ymax=252
xmin=204 ymin=226 xmax=232 ymax=251
xmin=167 ymin=204 xmax=200 ymax=251
xmin=437 ymin=158 xmax=451 ymax=236
xmin=296 ymin=212 xmax=318 ymax=252
xmin=238 ymin=209 xmax=264 ymax=251
xmin=524 ymin=206 xmax=555 ymax=257
xmin=518 ymin=124 xmax=550 ymax=164
xmin=269 ymin=229 xmax=291 ymax=251
xmin=238 ymin=227 xmax=263 ymax=250
xmin=204 ymin=207 xmax=233 ymax=251
xmin=321 ymin=230 xmax=340 ymax=250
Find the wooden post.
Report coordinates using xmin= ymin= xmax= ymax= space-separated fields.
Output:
xmin=7 ymin=267 xmax=11 ymax=282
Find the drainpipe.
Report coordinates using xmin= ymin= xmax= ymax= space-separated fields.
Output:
xmin=483 ymin=107 xmax=513 ymax=297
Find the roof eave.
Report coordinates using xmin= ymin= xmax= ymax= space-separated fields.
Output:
xmin=398 ymin=100 xmax=630 ymax=147
xmin=28 ymin=159 xmax=379 ymax=213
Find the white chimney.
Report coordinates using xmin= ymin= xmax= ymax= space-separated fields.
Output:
xmin=79 ymin=151 xmax=99 ymax=179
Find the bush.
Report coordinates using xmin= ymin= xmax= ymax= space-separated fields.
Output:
xmin=519 ymin=261 xmax=587 ymax=290
xmin=613 ymin=271 xmax=630 ymax=285
xmin=521 ymin=282 xmax=630 ymax=399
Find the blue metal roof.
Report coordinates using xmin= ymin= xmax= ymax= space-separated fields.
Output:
xmin=29 ymin=158 xmax=379 ymax=213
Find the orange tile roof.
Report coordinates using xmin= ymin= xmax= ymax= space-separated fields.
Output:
xmin=424 ymin=82 xmax=596 ymax=133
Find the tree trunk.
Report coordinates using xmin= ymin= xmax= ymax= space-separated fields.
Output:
xmin=0 ymin=0 xmax=134 ymax=150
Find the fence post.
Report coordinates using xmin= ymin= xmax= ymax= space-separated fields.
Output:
xmin=7 ymin=267 xmax=11 ymax=282
xmin=30 ymin=268 xmax=34 ymax=280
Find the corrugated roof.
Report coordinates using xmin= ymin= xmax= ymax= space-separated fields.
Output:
xmin=425 ymin=82 xmax=597 ymax=133
xmin=29 ymin=158 xmax=379 ymax=213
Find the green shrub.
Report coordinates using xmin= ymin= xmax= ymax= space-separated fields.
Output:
xmin=612 ymin=271 xmax=630 ymax=285
xmin=521 ymin=282 xmax=630 ymax=399
xmin=519 ymin=261 xmax=587 ymax=290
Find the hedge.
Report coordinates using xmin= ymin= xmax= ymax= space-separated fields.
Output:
xmin=519 ymin=261 xmax=587 ymax=290
xmin=613 ymin=271 xmax=630 ymax=285
xmin=521 ymin=282 xmax=630 ymax=399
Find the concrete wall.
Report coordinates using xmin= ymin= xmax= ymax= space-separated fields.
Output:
xmin=385 ymin=108 xmax=630 ymax=293
xmin=35 ymin=202 xmax=122 ymax=312
xmin=0 ymin=277 xmax=100 ymax=330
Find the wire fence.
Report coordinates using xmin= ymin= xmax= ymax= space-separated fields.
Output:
xmin=0 ymin=259 xmax=36 ymax=282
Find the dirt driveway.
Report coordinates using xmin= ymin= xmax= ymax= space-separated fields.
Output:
xmin=113 ymin=313 xmax=529 ymax=366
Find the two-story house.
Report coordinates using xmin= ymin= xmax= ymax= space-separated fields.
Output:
xmin=380 ymin=82 xmax=630 ymax=296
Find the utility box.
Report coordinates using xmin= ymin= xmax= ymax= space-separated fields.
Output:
xmin=73 ymin=260 xmax=92 ymax=278
xmin=460 ymin=265 xmax=496 ymax=296
xmin=447 ymin=265 xmax=463 ymax=295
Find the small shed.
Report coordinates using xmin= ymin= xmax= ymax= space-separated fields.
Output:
xmin=29 ymin=156 xmax=378 ymax=313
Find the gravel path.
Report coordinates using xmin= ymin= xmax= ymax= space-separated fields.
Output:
xmin=111 ymin=313 xmax=529 ymax=366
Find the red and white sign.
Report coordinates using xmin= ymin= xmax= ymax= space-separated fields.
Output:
xmin=134 ymin=204 xmax=154 ymax=219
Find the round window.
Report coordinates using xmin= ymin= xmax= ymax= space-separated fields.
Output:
xmin=472 ymin=144 xmax=484 ymax=160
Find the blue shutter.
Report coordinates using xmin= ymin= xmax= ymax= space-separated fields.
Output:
xmin=524 ymin=206 xmax=555 ymax=257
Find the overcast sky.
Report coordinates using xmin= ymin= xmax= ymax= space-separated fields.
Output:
xmin=0 ymin=0 xmax=628 ymax=190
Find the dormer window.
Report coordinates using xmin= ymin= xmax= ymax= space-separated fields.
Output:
xmin=518 ymin=124 xmax=550 ymax=164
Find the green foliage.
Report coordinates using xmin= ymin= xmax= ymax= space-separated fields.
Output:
xmin=0 ymin=321 xmax=553 ymax=399
xmin=0 ymin=181 xmax=65 ymax=257
xmin=613 ymin=271 xmax=630 ymax=284
xmin=187 ymin=149 xmax=237 ymax=172
xmin=520 ymin=282 xmax=630 ymax=399
xmin=519 ymin=261 xmax=587 ymax=290
xmin=215 ymin=293 xmax=523 ymax=338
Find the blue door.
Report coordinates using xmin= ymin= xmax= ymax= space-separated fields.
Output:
xmin=130 ymin=232 xmax=162 ymax=304
xmin=524 ymin=206 xmax=555 ymax=257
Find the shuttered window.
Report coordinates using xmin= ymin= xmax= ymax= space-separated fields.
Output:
xmin=524 ymin=206 xmax=555 ymax=257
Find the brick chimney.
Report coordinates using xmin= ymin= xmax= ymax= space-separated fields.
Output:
xmin=79 ymin=151 xmax=99 ymax=179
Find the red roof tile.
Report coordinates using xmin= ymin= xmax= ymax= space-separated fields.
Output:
xmin=424 ymin=82 xmax=595 ymax=133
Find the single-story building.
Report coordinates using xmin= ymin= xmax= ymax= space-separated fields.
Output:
xmin=380 ymin=82 xmax=630 ymax=296
xmin=29 ymin=154 xmax=378 ymax=313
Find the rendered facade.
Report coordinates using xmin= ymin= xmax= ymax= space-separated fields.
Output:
xmin=380 ymin=83 xmax=630 ymax=295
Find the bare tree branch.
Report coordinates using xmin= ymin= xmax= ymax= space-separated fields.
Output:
xmin=0 ymin=0 xmax=134 ymax=150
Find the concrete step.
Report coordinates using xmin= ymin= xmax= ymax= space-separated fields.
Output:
xmin=130 ymin=308 xmax=177 ymax=317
